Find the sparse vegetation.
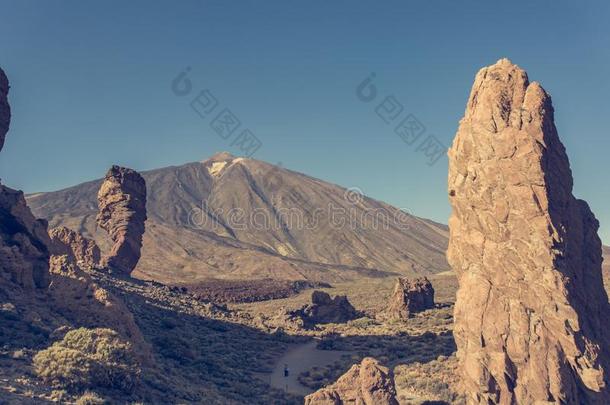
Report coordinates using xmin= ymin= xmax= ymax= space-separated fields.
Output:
xmin=75 ymin=391 xmax=107 ymax=405
xmin=298 ymin=355 xmax=362 ymax=389
xmin=0 ymin=268 xmax=463 ymax=404
xmin=394 ymin=354 xmax=466 ymax=404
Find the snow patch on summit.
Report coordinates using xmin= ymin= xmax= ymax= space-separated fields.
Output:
xmin=208 ymin=161 xmax=228 ymax=177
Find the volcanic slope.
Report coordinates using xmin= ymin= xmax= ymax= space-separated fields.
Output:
xmin=28 ymin=152 xmax=449 ymax=283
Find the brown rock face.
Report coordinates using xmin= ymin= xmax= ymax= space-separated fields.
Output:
xmin=49 ymin=226 xmax=101 ymax=269
xmin=290 ymin=290 xmax=358 ymax=327
xmin=387 ymin=277 xmax=434 ymax=320
xmin=448 ymin=58 xmax=610 ymax=404
xmin=0 ymin=185 xmax=51 ymax=289
xmin=96 ymin=166 xmax=147 ymax=275
xmin=304 ymin=357 xmax=398 ymax=405
xmin=0 ymin=67 xmax=9 ymax=153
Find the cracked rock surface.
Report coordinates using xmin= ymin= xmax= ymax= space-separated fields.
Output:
xmin=97 ymin=166 xmax=147 ymax=275
xmin=447 ymin=58 xmax=610 ymax=404
xmin=49 ymin=226 xmax=101 ymax=269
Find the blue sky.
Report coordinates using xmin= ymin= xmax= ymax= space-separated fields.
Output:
xmin=1 ymin=0 xmax=609 ymax=242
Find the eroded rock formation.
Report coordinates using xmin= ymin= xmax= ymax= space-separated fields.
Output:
xmin=0 ymin=67 xmax=9 ymax=152
xmin=49 ymin=226 xmax=101 ymax=269
xmin=386 ymin=277 xmax=434 ymax=320
xmin=288 ymin=290 xmax=358 ymax=328
xmin=304 ymin=357 xmax=398 ymax=405
xmin=0 ymin=185 xmax=51 ymax=289
xmin=448 ymin=58 xmax=610 ymax=403
xmin=96 ymin=165 xmax=147 ymax=275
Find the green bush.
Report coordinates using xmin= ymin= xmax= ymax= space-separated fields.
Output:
xmin=33 ymin=328 xmax=140 ymax=391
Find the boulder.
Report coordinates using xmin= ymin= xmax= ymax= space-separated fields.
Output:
xmin=304 ymin=357 xmax=398 ymax=405
xmin=96 ymin=165 xmax=147 ymax=275
xmin=386 ymin=277 xmax=434 ymax=320
xmin=49 ymin=226 xmax=101 ymax=269
xmin=447 ymin=58 xmax=610 ymax=403
xmin=289 ymin=290 xmax=358 ymax=327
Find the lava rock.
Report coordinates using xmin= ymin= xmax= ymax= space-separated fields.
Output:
xmin=447 ymin=58 xmax=610 ymax=404
xmin=96 ymin=166 xmax=147 ymax=275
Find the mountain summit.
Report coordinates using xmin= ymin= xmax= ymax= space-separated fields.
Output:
xmin=27 ymin=154 xmax=449 ymax=283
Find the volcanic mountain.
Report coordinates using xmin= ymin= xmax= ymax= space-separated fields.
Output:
xmin=27 ymin=153 xmax=449 ymax=283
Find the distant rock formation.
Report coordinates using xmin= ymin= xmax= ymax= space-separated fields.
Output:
xmin=0 ymin=67 xmax=9 ymax=152
xmin=96 ymin=166 xmax=147 ymax=275
xmin=289 ymin=290 xmax=358 ymax=327
xmin=48 ymin=255 xmax=149 ymax=361
xmin=448 ymin=58 xmax=610 ymax=403
xmin=304 ymin=357 xmax=398 ymax=405
xmin=386 ymin=277 xmax=434 ymax=320
xmin=0 ymin=67 xmax=51 ymax=289
xmin=49 ymin=226 xmax=101 ymax=269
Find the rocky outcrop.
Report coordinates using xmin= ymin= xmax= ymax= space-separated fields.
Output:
xmin=304 ymin=357 xmax=398 ymax=405
xmin=386 ymin=277 xmax=434 ymax=320
xmin=96 ymin=166 xmax=147 ymax=275
xmin=48 ymin=255 xmax=149 ymax=361
xmin=49 ymin=226 xmax=101 ymax=269
xmin=0 ymin=185 xmax=51 ymax=289
xmin=447 ymin=58 xmax=610 ymax=404
xmin=0 ymin=68 xmax=9 ymax=153
xmin=289 ymin=291 xmax=358 ymax=327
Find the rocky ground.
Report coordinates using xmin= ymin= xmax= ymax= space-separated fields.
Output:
xmin=0 ymin=269 xmax=302 ymax=404
xmin=238 ymin=272 xmax=464 ymax=404
xmin=2 ymin=266 xmax=608 ymax=404
xmin=1 ymin=270 xmax=460 ymax=404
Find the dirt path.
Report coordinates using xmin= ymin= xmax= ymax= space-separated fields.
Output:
xmin=269 ymin=340 xmax=351 ymax=396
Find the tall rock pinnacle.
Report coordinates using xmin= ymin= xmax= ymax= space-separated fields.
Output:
xmin=447 ymin=58 xmax=610 ymax=403
xmin=0 ymin=67 xmax=10 ymax=153
xmin=96 ymin=165 xmax=147 ymax=275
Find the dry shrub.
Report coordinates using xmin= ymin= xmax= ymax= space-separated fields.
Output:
xmin=394 ymin=354 xmax=465 ymax=404
xmin=33 ymin=327 xmax=140 ymax=391
xmin=75 ymin=391 xmax=107 ymax=405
